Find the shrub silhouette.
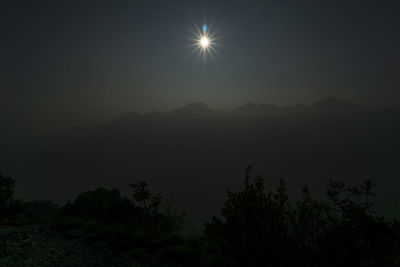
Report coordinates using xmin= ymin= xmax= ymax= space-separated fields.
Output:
xmin=57 ymin=181 xmax=184 ymax=238
xmin=204 ymin=166 xmax=400 ymax=267
xmin=2 ymin=171 xmax=400 ymax=266
xmin=0 ymin=173 xmax=22 ymax=220
xmin=49 ymin=181 xmax=190 ymax=265
xmin=22 ymin=200 xmax=58 ymax=220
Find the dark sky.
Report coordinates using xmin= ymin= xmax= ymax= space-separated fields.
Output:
xmin=1 ymin=0 xmax=399 ymax=130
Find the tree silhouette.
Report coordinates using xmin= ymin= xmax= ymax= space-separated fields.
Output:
xmin=0 ymin=173 xmax=21 ymax=220
xmin=204 ymin=166 xmax=400 ymax=267
xmin=129 ymin=181 xmax=151 ymax=209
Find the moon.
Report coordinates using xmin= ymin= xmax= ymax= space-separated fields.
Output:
xmin=189 ymin=22 xmax=219 ymax=62
xmin=200 ymin=36 xmax=210 ymax=48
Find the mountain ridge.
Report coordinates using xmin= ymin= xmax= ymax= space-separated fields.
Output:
xmin=116 ymin=97 xmax=374 ymax=118
xmin=3 ymin=96 xmax=400 ymax=226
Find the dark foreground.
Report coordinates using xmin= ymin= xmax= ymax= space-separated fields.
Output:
xmin=1 ymin=169 xmax=400 ymax=266
xmin=0 ymin=224 xmax=108 ymax=266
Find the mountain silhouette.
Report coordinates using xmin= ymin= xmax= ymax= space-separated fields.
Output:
xmin=233 ymin=102 xmax=279 ymax=115
xmin=3 ymin=98 xmax=400 ymax=225
xmin=169 ymin=102 xmax=215 ymax=115
xmin=313 ymin=96 xmax=354 ymax=107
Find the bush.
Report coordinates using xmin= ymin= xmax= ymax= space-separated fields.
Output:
xmin=0 ymin=173 xmax=22 ymax=220
xmin=204 ymin=166 xmax=400 ymax=267
xmin=23 ymin=200 xmax=58 ymax=220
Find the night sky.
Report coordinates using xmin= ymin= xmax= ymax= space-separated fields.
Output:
xmin=2 ymin=0 xmax=400 ymax=130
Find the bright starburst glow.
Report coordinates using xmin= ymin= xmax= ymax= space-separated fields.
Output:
xmin=200 ymin=36 xmax=210 ymax=48
xmin=186 ymin=22 xmax=221 ymax=62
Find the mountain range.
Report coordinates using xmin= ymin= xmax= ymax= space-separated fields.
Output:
xmin=2 ymin=97 xmax=400 ymax=225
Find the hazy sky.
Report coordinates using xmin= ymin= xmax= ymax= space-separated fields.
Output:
xmin=1 ymin=0 xmax=400 ymax=129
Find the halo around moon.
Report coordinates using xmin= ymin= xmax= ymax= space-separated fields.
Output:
xmin=186 ymin=22 xmax=220 ymax=63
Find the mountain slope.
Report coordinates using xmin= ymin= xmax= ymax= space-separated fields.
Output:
xmin=4 ymin=98 xmax=400 ymax=225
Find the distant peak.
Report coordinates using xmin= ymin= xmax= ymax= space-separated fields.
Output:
xmin=313 ymin=97 xmax=353 ymax=107
xmin=183 ymin=102 xmax=209 ymax=109
xmin=234 ymin=102 xmax=276 ymax=113
xmin=312 ymin=97 xmax=369 ymax=114
xmin=170 ymin=102 xmax=214 ymax=114
xmin=241 ymin=102 xmax=258 ymax=108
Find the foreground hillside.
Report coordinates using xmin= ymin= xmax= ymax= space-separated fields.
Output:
xmin=0 ymin=224 xmax=107 ymax=266
xmin=1 ymin=171 xmax=400 ymax=266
